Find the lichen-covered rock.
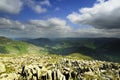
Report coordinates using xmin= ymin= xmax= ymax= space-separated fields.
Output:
xmin=0 ymin=62 xmax=6 ymax=74
xmin=0 ymin=55 xmax=120 ymax=80
xmin=18 ymin=64 xmax=66 ymax=80
xmin=0 ymin=73 xmax=18 ymax=80
xmin=18 ymin=60 xmax=120 ymax=80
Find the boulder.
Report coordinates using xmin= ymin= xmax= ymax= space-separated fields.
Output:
xmin=0 ymin=73 xmax=18 ymax=80
xmin=0 ymin=62 xmax=6 ymax=73
xmin=16 ymin=56 xmax=120 ymax=80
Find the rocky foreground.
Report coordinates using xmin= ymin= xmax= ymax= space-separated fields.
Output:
xmin=0 ymin=54 xmax=120 ymax=80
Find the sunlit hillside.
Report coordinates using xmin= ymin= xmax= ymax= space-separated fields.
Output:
xmin=0 ymin=36 xmax=46 ymax=55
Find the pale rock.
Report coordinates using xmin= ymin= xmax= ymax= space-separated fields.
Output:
xmin=0 ymin=62 xmax=6 ymax=73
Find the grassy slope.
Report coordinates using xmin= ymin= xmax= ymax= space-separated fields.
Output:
xmin=0 ymin=37 xmax=92 ymax=61
xmin=0 ymin=36 xmax=120 ymax=63
xmin=29 ymin=38 xmax=120 ymax=63
xmin=0 ymin=36 xmax=46 ymax=55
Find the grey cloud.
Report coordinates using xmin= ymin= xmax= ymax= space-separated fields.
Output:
xmin=0 ymin=18 xmax=73 ymax=38
xmin=0 ymin=0 xmax=23 ymax=14
xmin=0 ymin=0 xmax=51 ymax=14
xmin=24 ymin=0 xmax=51 ymax=13
xmin=75 ymin=28 xmax=120 ymax=38
xmin=0 ymin=18 xmax=25 ymax=30
xmin=0 ymin=17 xmax=120 ymax=38
xmin=29 ymin=18 xmax=73 ymax=38
xmin=67 ymin=0 xmax=120 ymax=29
xmin=29 ymin=18 xmax=68 ymax=30
xmin=40 ymin=0 xmax=51 ymax=6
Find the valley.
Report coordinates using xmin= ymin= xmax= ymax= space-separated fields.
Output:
xmin=0 ymin=36 xmax=120 ymax=80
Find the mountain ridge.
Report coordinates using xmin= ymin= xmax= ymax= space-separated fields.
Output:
xmin=24 ymin=37 xmax=120 ymax=62
xmin=0 ymin=36 xmax=120 ymax=62
xmin=0 ymin=36 xmax=45 ymax=54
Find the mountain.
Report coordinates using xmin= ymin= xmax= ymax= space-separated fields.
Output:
xmin=26 ymin=38 xmax=52 ymax=46
xmin=1 ymin=36 xmax=120 ymax=62
xmin=26 ymin=38 xmax=120 ymax=54
xmin=0 ymin=36 xmax=46 ymax=54
xmin=25 ymin=38 xmax=120 ymax=62
xmin=0 ymin=37 xmax=120 ymax=79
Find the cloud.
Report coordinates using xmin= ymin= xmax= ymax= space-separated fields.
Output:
xmin=40 ymin=0 xmax=51 ymax=6
xmin=0 ymin=18 xmax=25 ymax=30
xmin=0 ymin=17 xmax=73 ymax=38
xmin=0 ymin=0 xmax=51 ymax=14
xmin=0 ymin=0 xmax=23 ymax=14
xmin=29 ymin=18 xmax=70 ymax=31
xmin=76 ymin=28 xmax=120 ymax=38
xmin=25 ymin=0 xmax=51 ymax=13
xmin=29 ymin=18 xmax=73 ymax=37
xmin=67 ymin=0 xmax=120 ymax=29
xmin=33 ymin=5 xmax=47 ymax=13
xmin=0 ymin=17 xmax=120 ymax=38
xmin=97 ymin=0 xmax=106 ymax=3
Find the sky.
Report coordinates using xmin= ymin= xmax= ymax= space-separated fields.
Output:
xmin=0 ymin=0 xmax=120 ymax=38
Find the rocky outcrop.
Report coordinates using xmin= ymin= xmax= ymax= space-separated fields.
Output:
xmin=18 ymin=59 xmax=120 ymax=80
xmin=18 ymin=63 xmax=66 ymax=80
xmin=0 ymin=55 xmax=120 ymax=80
xmin=0 ymin=73 xmax=18 ymax=80
xmin=0 ymin=62 xmax=6 ymax=74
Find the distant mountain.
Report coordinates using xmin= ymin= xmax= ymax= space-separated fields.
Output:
xmin=1 ymin=36 xmax=120 ymax=62
xmin=26 ymin=38 xmax=53 ymax=47
xmin=25 ymin=37 xmax=120 ymax=62
xmin=26 ymin=38 xmax=120 ymax=53
xmin=0 ymin=36 xmax=46 ymax=54
xmin=28 ymin=38 xmax=51 ymax=44
xmin=14 ymin=38 xmax=32 ymax=41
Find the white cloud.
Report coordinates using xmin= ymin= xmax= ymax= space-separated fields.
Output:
xmin=0 ymin=17 xmax=120 ymax=38
xmin=0 ymin=18 xmax=25 ymax=30
xmin=34 ymin=5 xmax=47 ymax=13
xmin=0 ymin=0 xmax=51 ymax=14
xmin=67 ymin=0 xmax=120 ymax=29
xmin=48 ymin=18 xmax=66 ymax=26
xmin=0 ymin=18 xmax=73 ymax=38
xmin=29 ymin=18 xmax=72 ymax=37
xmin=25 ymin=0 xmax=51 ymax=13
xmin=40 ymin=0 xmax=51 ymax=6
xmin=76 ymin=28 xmax=113 ymax=38
xmin=97 ymin=0 xmax=106 ymax=3
xmin=0 ymin=0 xmax=23 ymax=14
xmin=30 ymin=18 xmax=67 ymax=27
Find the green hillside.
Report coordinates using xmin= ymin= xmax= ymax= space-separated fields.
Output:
xmin=0 ymin=37 xmax=94 ymax=61
xmin=26 ymin=38 xmax=120 ymax=63
xmin=0 ymin=36 xmax=46 ymax=55
xmin=0 ymin=36 xmax=120 ymax=62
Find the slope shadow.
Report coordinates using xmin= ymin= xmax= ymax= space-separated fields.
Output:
xmin=25 ymin=38 xmax=120 ymax=63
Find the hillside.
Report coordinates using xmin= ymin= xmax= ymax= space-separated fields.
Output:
xmin=0 ymin=36 xmax=93 ymax=61
xmin=0 ymin=36 xmax=46 ymax=54
xmin=0 ymin=37 xmax=120 ymax=80
xmin=25 ymin=38 xmax=120 ymax=62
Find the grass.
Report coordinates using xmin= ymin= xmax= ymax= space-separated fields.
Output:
xmin=0 ymin=40 xmax=46 ymax=55
xmin=66 ymin=53 xmax=93 ymax=60
xmin=0 ymin=36 xmax=46 ymax=54
xmin=5 ymin=65 xmax=15 ymax=73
